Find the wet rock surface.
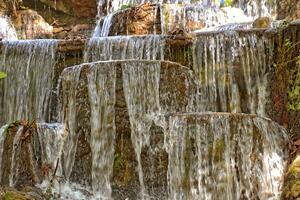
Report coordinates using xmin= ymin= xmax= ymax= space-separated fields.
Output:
xmin=56 ymin=60 xmax=197 ymax=199
xmin=0 ymin=0 xmax=299 ymax=199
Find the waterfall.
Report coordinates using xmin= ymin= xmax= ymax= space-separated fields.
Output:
xmin=165 ymin=113 xmax=289 ymax=200
xmin=57 ymin=65 xmax=83 ymax=180
xmin=84 ymin=35 xmax=164 ymax=62
xmin=161 ymin=5 xmax=252 ymax=33
xmin=9 ymin=126 xmax=24 ymax=187
xmin=0 ymin=125 xmax=7 ymax=181
xmin=93 ymin=14 xmax=114 ymax=37
xmin=0 ymin=40 xmax=57 ymax=125
xmin=95 ymin=0 xmax=277 ymax=20
xmin=0 ymin=122 xmax=66 ymax=187
xmin=122 ymin=61 xmax=161 ymax=198
xmin=36 ymin=123 xmax=66 ymax=179
xmin=0 ymin=17 xmax=18 ymax=41
xmin=58 ymin=63 xmax=117 ymax=198
xmin=192 ymin=32 xmax=273 ymax=116
xmin=87 ymin=63 xmax=116 ymax=199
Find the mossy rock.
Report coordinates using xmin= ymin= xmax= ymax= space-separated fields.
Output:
xmin=282 ymin=155 xmax=300 ymax=199
xmin=3 ymin=191 xmax=33 ymax=200
xmin=253 ymin=17 xmax=272 ymax=28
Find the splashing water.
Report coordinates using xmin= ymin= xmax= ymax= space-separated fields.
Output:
xmin=36 ymin=123 xmax=67 ymax=179
xmin=0 ymin=40 xmax=57 ymax=125
xmin=0 ymin=17 xmax=18 ymax=41
xmin=165 ymin=112 xmax=289 ymax=200
xmin=84 ymin=35 xmax=164 ymax=62
xmin=192 ymin=32 xmax=273 ymax=116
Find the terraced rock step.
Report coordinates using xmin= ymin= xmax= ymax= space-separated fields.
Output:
xmin=94 ymin=3 xmax=272 ymax=37
xmin=0 ymin=112 xmax=290 ymax=199
xmin=56 ymin=60 xmax=197 ymax=199
xmin=164 ymin=112 xmax=289 ymax=200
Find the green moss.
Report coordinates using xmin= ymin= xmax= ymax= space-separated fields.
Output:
xmin=113 ymin=153 xmax=124 ymax=173
xmin=282 ymin=156 xmax=300 ymax=198
xmin=224 ymin=0 xmax=233 ymax=6
xmin=119 ymin=4 xmax=131 ymax=10
xmin=0 ymin=71 xmax=7 ymax=79
xmin=288 ymin=67 xmax=300 ymax=111
xmin=213 ymin=139 xmax=225 ymax=162
xmin=3 ymin=192 xmax=30 ymax=200
xmin=283 ymin=180 xmax=300 ymax=198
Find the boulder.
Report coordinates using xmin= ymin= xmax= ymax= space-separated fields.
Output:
xmin=12 ymin=9 xmax=53 ymax=39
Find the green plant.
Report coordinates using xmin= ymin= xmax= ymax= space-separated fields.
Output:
xmin=225 ymin=0 xmax=233 ymax=6
xmin=0 ymin=71 xmax=7 ymax=79
xmin=275 ymin=38 xmax=300 ymax=111
xmin=119 ymin=4 xmax=131 ymax=10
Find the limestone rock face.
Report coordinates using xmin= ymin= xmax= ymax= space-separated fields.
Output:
xmin=69 ymin=0 xmax=97 ymax=18
xmin=39 ymin=0 xmax=96 ymax=18
xmin=96 ymin=3 xmax=162 ymax=36
xmin=56 ymin=60 xmax=197 ymax=199
xmin=12 ymin=9 xmax=53 ymax=39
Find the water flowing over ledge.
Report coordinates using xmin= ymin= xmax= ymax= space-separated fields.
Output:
xmin=0 ymin=40 xmax=57 ymax=125
xmin=164 ymin=112 xmax=289 ymax=200
xmin=56 ymin=60 xmax=196 ymax=199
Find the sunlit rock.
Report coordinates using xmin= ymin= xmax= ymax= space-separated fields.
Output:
xmin=12 ymin=9 xmax=53 ymax=39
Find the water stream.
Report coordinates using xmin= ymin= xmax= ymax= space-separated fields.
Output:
xmin=192 ymin=32 xmax=273 ymax=116
xmin=0 ymin=0 xmax=292 ymax=199
xmin=165 ymin=113 xmax=289 ymax=200
xmin=0 ymin=40 xmax=57 ymax=125
xmin=84 ymin=35 xmax=164 ymax=62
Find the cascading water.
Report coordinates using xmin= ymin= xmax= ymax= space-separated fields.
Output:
xmin=96 ymin=0 xmax=276 ymax=18
xmin=0 ymin=122 xmax=66 ymax=187
xmin=0 ymin=125 xmax=7 ymax=181
xmin=87 ymin=63 xmax=116 ymax=199
xmin=0 ymin=40 xmax=57 ymax=125
xmin=58 ymin=63 xmax=117 ymax=199
xmin=122 ymin=61 xmax=161 ymax=198
xmin=0 ymin=0 xmax=293 ymax=198
xmin=84 ymin=35 xmax=164 ymax=62
xmin=161 ymin=5 xmax=252 ymax=33
xmin=93 ymin=0 xmax=276 ymax=36
xmin=36 ymin=123 xmax=66 ymax=178
xmin=192 ymin=32 xmax=273 ymax=116
xmin=165 ymin=113 xmax=289 ymax=200
xmin=57 ymin=65 xmax=83 ymax=181
xmin=0 ymin=17 xmax=18 ymax=41
xmin=93 ymin=14 xmax=114 ymax=37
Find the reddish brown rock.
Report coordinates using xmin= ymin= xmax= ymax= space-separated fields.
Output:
xmin=12 ymin=9 xmax=53 ymax=39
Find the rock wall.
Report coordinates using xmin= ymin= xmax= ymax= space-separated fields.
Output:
xmin=277 ymin=0 xmax=300 ymax=20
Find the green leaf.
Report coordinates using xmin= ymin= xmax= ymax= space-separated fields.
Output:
xmin=0 ymin=71 xmax=7 ymax=79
